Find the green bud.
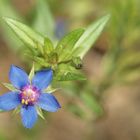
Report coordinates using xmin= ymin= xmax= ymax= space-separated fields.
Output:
xmin=71 ymin=57 xmax=83 ymax=69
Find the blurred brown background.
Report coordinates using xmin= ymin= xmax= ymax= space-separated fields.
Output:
xmin=0 ymin=0 xmax=140 ymax=140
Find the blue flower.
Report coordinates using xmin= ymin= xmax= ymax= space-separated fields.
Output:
xmin=0 ymin=65 xmax=61 ymax=128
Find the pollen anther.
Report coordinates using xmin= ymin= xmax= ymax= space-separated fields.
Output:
xmin=25 ymin=100 xmax=28 ymax=105
xmin=21 ymin=99 xmax=25 ymax=104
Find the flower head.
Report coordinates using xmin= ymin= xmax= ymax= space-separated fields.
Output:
xmin=0 ymin=65 xmax=61 ymax=128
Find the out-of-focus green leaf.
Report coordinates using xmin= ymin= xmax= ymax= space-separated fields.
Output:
xmin=74 ymin=14 xmax=110 ymax=58
xmin=2 ymin=83 xmax=18 ymax=91
xmin=55 ymin=28 xmax=85 ymax=61
xmin=33 ymin=0 xmax=55 ymax=39
xmin=117 ymin=51 xmax=140 ymax=72
xmin=115 ymin=67 xmax=140 ymax=84
xmin=81 ymin=93 xmax=103 ymax=116
xmin=67 ymin=104 xmax=86 ymax=118
xmin=3 ymin=17 xmax=44 ymax=48
xmin=0 ymin=0 xmax=23 ymax=50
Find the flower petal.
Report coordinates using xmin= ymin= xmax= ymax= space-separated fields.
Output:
xmin=9 ymin=65 xmax=30 ymax=89
xmin=0 ymin=92 xmax=20 ymax=111
xmin=37 ymin=93 xmax=61 ymax=112
xmin=21 ymin=106 xmax=38 ymax=129
xmin=32 ymin=69 xmax=53 ymax=90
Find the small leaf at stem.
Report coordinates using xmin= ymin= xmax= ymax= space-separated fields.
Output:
xmin=36 ymin=107 xmax=45 ymax=120
xmin=44 ymin=37 xmax=54 ymax=56
xmin=29 ymin=63 xmax=35 ymax=81
xmin=2 ymin=83 xmax=18 ymax=91
xmin=44 ymin=86 xmax=59 ymax=93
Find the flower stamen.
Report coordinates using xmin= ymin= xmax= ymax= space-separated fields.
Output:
xmin=20 ymin=85 xmax=40 ymax=106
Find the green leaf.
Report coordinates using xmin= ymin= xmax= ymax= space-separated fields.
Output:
xmin=3 ymin=17 xmax=44 ymax=48
xmin=74 ymin=14 xmax=110 ymax=58
xmin=33 ymin=0 xmax=55 ymax=39
xmin=44 ymin=37 xmax=54 ymax=55
xmin=55 ymin=64 xmax=86 ymax=81
xmin=47 ymin=52 xmax=58 ymax=65
xmin=27 ymin=55 xmax=50 ymax=67
xmin=81 ymin=93 xmax=103 ymax=116
xmin=29 ymin=63 xmax=35 ymax=81
xmin=67 ymin=104 xmax=86 ymax=118
xmin=2 ymin=83 xmax=18 ymax=91
xmin=55 ymin=28 xmax=85 ymax=61
xmin=115 ymin=67 xmax=140 ymax=84
xmin=55 ymin=72 xmax=86 ymax=81
xmin=35 ymin=42 xmax=44 ymax=55
xmin=0 ymin=0 xmax=23 ymax=50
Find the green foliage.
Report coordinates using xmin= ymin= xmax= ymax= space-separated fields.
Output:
xmin=0 ymin=0 xmax=23 ymax=50
xmin=55 ymin=28 xmax=85 ymax=61
xmin=81 ymin=93 xmax=103 ymax=116
xmin=32 ymin=0 xmax=55 ymax=40
xmin=3 ymin=17 xmax=44 ymax=48
xmin=36 ymin=107 xmax=45 ymax=120
xmin=29 ymin=63 xmax=35 ymax=81
xmin=74 ymin=14 xmax=110 ymax=58
xmin=44 ymin=86 xmax=59 ymax=93
xmin=67 ymin=104 xmax=86 ymax=118
xmin=54 ymin=64 xmax=86 ymax=81
xmin=3 ymin=15 xmax=109 ymax=82
xmin=101 ymin=0 xmax=140 ymax=84
xmin=44 ymin=38 xmax=54 ymax=55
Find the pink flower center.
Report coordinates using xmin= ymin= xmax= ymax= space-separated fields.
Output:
xmin=20 ymin=85 xmax=40 ymax=105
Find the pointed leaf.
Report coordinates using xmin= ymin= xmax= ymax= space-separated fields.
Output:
xmin=81 ymin=94 xmax=103 ymax=116
xmin=33 ymin=0 xmax=55 ymax=39
xmin=29 ymin=63 xmax=35 ymax=81
xmin=3 ymin=17 xmax=44 ymax=48
xmin=44 ymin=86 xmax=59 ymax=93
xmin=55 ymin=28 xmax=85 ymax=61
xmin=74 ymin=14 xmax=110 ymax=58
xmin=44 ymin=37 xmax=54 ymax=55
xmin=36 ymin=107 xmax=45 ymax=120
